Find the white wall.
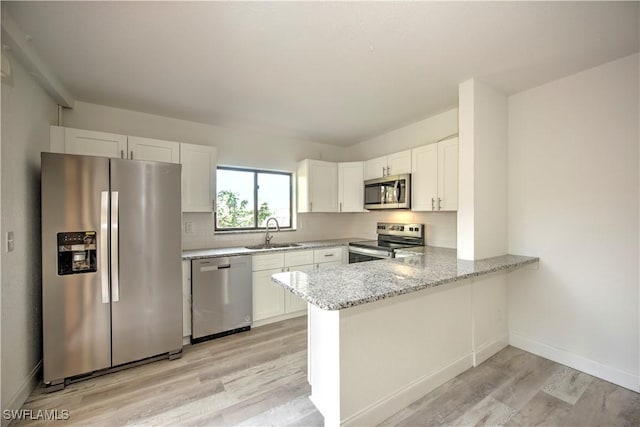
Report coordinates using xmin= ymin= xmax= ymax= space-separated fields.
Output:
xmin=457 ymin=79 xmax=508 ymax=260
xmin=345 ymin=108 xmax=458 ymax=161
xmin=1 ymin=54 xmax=57 ymax=418
xmin=508 ymin=53 xmax=640 ymax=391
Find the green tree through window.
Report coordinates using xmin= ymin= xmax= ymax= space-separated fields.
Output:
xmin=216 ymin=167 xmax=292 ymax=230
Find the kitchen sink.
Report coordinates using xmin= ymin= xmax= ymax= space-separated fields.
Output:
xmin=245 ymin=243 xmax=302 ymax=250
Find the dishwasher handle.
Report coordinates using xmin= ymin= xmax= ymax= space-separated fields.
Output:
xmin=199 ymin=264 xmax=231 ymax=272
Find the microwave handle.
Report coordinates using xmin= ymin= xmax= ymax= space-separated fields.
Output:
xmin=395 ymin=180 xmax=400 ymax=203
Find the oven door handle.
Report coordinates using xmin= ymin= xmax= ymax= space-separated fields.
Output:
xmin=348 ymin=246 xmax=392 ymax=258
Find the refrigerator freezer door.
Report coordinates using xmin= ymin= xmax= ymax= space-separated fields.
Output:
xmin=42 ymin=153 xmax=112 ymax=383
xmin=109 ymin=159 xmax=183 ymax=366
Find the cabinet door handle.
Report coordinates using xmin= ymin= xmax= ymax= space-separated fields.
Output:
xmin=339 ymin=202 xmax=342 ymax=212
xmin=310 ymin=202 xmax=313 ymax=212
xmin=324 ymin=253 xmax=334 ymax=257
xmin=120 ymin=149 xmax=124 ymax=159
xmin=382 ymin=166 xmax=385 ymax=177
xmin=386 ymin=166 xmax=390 ymax=176
xmin=100 ymin=191 xmax=110 ymax=304
xmin=431 ymin=197 xmax=435 ymax=210
xmin=130 ymin=150 xmax=134 ymax=159
xmin=438 ymin=198 xmax=442 ymax=210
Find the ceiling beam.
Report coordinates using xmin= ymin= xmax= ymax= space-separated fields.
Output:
xmin=1 ymin=8 xmax=75 ymax=107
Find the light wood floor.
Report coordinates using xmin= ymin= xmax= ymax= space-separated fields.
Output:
xmin=14 ymin=316 xmax=640 ymax=426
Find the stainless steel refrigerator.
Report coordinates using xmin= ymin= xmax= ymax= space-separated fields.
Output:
xmin=41 ymin=152 xmax=183 ymax=389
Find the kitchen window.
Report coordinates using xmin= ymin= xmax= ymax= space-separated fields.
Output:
xmin=215 ymin=167 xmax=293 ymax=231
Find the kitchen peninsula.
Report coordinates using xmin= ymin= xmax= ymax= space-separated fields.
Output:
xmin=272 ymin=247 xmax=538 ymax=426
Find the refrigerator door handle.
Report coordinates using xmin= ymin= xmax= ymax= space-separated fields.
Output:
xmin=111 ymin=191 xmax=120 ymax=303
xmin=100 ymin=191 xmax=110 ymax=303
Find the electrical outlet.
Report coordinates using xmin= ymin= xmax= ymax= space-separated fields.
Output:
xmin=184 ymin=221 xmax=193 ymax=234
xmin=6 ymin=231 xmax=14 ymax=252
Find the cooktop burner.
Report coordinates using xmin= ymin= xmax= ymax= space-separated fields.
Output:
xmin=349 ymin=240 xmax=417 ymax=251
xmin=348 ymin=222 xmax=425 ymax=253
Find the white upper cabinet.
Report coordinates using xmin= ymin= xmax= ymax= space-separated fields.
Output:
xmin=338 ymin=162 xmax=364 ymax=213
xmin=411 ymin=144 xmax=439 ymax=211
xmin=387 ymin=150 xmax=412 ymax=176
xmin=181 ymin=143 xmax=217 ymax=212
xmin=364 ymin=156 xmax=388 ymax=180
xmin=437 ymin=138 xmax=459 ymax=211
xmin=364 ymin=150 xmax=411 ymax=180
xmin=51 ymin=127 xmax=179 ymax=164
xmin=128 ymin=136 xmax=180 ymax=163
xmin=411 ymin=137 xmax=458 ymax=211
xmin=50 ymin=127 xmax=217 ymax=212
xmin=297 ymin=159 xmax=338 ymax=213
xmin=51 ymin=126 xmax=127 ymax=159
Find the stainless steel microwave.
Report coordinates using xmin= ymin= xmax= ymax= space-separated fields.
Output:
xmin=364 ymin=173 xmax=411 ymax=209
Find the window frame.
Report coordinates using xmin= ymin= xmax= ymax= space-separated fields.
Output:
xmin=214 ymin=166 xmax=294 ymax=232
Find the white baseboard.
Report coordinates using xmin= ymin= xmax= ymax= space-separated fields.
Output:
xmin=509 ymin=331 xmax=639 ymax=393
xmin=252 ymin=310 xmax=306 ymax=328
xmin=474 ymin=334 xmax=509 ymax=366
xmin=341 ymin=353 xmax=474 ymax=427
xmin=1 ymin=360 xmax=42 ymax=427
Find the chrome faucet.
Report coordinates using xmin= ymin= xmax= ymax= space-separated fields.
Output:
xmin=264 ymin=217 xmax=280 ymax=246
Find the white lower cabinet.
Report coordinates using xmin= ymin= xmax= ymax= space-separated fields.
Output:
xmin=285 ymin=264 xmax=314 ymax=313
xmin=314 ymin=247 xmax=343 ymax=268
xmin=252 ymin=247 xmax=344 ymax=326
xmin=252 ymin=268 xmax=287 ymax=321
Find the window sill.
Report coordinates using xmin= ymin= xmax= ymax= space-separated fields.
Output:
xmin=214 ymin=228 xmax=297 ymax=236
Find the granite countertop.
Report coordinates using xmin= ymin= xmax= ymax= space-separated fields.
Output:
xmin=271 ymin=246 xmax=539 ymax=310
xmin=182 ymin=238 xmax=363 ymax=260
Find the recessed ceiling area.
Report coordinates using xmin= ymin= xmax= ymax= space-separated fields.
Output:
xmin=4 ymin=1 xmax=639 ymax=146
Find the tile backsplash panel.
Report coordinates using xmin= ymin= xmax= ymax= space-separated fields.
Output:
xmin=182 ymin=211 xmax=456 ymax=250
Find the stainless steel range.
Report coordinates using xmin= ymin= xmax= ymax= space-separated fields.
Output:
xmin=349 ymin=222 xmax=425 ymax=263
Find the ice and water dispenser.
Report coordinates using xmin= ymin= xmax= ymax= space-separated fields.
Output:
xmin=57 ymin=231 xmax=97 ymax=275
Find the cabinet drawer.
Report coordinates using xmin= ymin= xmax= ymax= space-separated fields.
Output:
xmin=252 ymin=253 xmax=285 ymax=271
xmin=284 ymin=250 xmax=314 ymax=267
xmin=314 ymin=247 xmax=343 ymax=264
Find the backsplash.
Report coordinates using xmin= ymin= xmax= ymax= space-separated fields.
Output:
xmin=349 ymin=211 xmax=457 ymax=248
xmin=182 ymin=212 xmax=360 ymax=250
xmin=182 ymin=211 xmax=456 ymax=250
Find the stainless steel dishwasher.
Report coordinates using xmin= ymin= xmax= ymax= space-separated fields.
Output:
xmin=191 ymin=256 xmax=252 ymax=342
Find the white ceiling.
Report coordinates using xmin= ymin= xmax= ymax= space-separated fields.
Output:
xmin=4 ymin=1 xmax=639 ymax=146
